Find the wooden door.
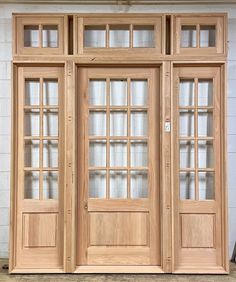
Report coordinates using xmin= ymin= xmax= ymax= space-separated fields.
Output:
xmin=77 ymin=67 xmax=160 ymax=266
xmin=173 ymin=66 xmax=227 ymax=273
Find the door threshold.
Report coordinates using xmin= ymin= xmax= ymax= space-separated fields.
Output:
xmin=74 ymin=265 xmax=164 ymax=273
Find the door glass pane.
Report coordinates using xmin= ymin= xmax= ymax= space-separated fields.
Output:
xmin=198 ymin=110 xmax=213 ymax=137
xmin=110 ymin=111 xmax=127 ymax=136
xmin=179 ymin=140 xmax=194 ymax=168
xmin=133 ymin=25 xmax=155 ymax=48
xmin=43 ymin=140 xmax=58 ymax=168
xmin=179 ymin=79 xmax=194 ymax=107
xmin=110 ymin=170 xmax=127 ymax=198
xmin=181 ymin=25 xmax=197 ymax=48
xmin=43 ymin=110 xmax=58 ymax=136
xmin=43 ymin=79 xmax=58 ymax=106
xmin=110 ymin=141 xmax=127 ymax=167
xmin=24 ymin=171 xmax=40 ymax=199
xmin=198 ymin=79 xmax=213 ymax=106
xmin=84 ymin=26 xmax=106 ymax=48
xmin=179 ymin=172 xmax=195 ymax=200
xmin=131 ymin=111 xmax=148 ymax=136
xmin=89 ymin=170 xmax=106 ymax=198
xmin=131 ymin=141 xmax=148 ymax=167
xmin=89 ymin=111 xmax=106 ymax=136
xmin=89 ymin=141 xmax=106 ymax=167
xmin=200 ymin=25 xmax=216 ymax=47
xmin=24 ymin=140 xmax=40 ymax=168
xmin=198 ymin=140 xmax=214 ymax=168
xmin=179 ymin=110 xmax=194 ymax=137
xmin=109 ymin=25 xmax=130 ymax=48
xmin=25 ymin=79 xmax=40 ymax=105
xmin=24 ymin=109 xmax=40 ymax=136
xmin=42 ymin=25 xmax=58 ymax=48
xmin=199 ymin=172 xmax=214 ymax=200
xmin=110 ymin=80 xmax=127 ymax=106
xmin=43 ymin=171 xmax=58 ymax=199
xmin=89 ymin=79 xmax=106 ymax=106
xmin=24 ymin=25 xmax=39 ymax=47
xmin=130 ymin=170 xmax=148 ymax=198
xmin=131 ymin=80 xmax=148 ymax=106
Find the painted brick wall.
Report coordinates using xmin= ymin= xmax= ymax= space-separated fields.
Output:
xmin=0 ymin=3 xmax=235 ymax=259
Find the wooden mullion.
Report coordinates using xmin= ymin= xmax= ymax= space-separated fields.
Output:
xmin=130 ymin=24 xmax=133 ymax=48
xmin=127 ymin=78 xmax=131 ymax=199
xmin=106 ymin=24 xmax=109 ymax=48
xmin=194 ymin=77 xmax=199 ymax=200
xmin=106 ymin=77 xmax=110 ymax=199
xmin=39 ymin=77 xmax=43 ymax=200
xmin=39 ymin=24 xmax=43 ymax=48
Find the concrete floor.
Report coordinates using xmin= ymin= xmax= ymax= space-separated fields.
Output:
xmin=0 ymin=259 xmax=235 ymax=282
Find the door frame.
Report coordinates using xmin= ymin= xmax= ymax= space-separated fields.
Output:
xmin=62 ymin=62 xmax=173 ymax=273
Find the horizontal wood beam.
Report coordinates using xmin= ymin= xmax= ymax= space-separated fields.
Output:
xmin=1 ymin=0 xmax=236 ymax=5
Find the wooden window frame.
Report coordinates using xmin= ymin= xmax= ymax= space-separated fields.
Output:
xmin=13 ymin=15 xmax=67 ymax=55
xmin=173 ymin=14 xmax=227 ymax=55
xmin=10 ymin=13 xmax=228 ymax=275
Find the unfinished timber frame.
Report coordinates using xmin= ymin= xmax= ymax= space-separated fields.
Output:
xmin=10 ymin=13 xmax=229 ymax=274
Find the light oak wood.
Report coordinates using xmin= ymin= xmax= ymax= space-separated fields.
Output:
xmin=10 ymin=12 xmax=228 ymax=274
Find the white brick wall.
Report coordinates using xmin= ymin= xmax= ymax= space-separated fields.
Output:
xmin=0 ymin=3 xmax=235 ymax=259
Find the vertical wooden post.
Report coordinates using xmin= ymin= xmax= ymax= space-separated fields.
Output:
xmin=64 ymin=60 xmax=76 ymax=273
xmin=162 ymin=61 xmax=172 ymax=273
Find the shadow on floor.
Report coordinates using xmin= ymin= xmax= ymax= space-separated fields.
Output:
xmin=1 ymin=259 xmax=236 ymax=282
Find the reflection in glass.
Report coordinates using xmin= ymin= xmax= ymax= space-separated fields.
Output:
xmin=131 ymin=141 xmax=148 ymax=167
xmin=89 ymin=170 xmax=106 ymax=198
xmin=42 ymin=25 xmax=58 ymax=48
xmin=84 ymin=26 xmax=106 ymax=48
xmin=181 ymin=25 xmax=197 ymax=48
xmin=179 ymin=140 xmax=194 ymax=168
xmin=43 ymin=171 xmax=58 ymax=199
xmin=133 ymin=25 xmax=154 ymax=48
xmin=110 ymin=170 xmax=127 ymax=198
xmin=198 ymin=110 xmax=213 ymax=137
xmin=179 ymin=79 xmax=194 ymax=107
xmin=110 ymin=111 xmax=127 ymax=136
xmin=130 ymin=170 xmax=148 ymax=198
xmin=200 ymin=25 xmax=216 ymax=47
xmin=110 ymin=80 xmax=127 ymax=106
xmin=179 ymin=110 xmax=194 ymax=137
xmin=25 ymin=140 xmax=40 ymax=168
xmin=179 ymin=172 xmax=195 ymax=200
xmin=109 ymin=25 xmax=130 ymax=48
xmin=89 ymin=111 xmax=106 ymax=136
xmin=43 ymin=140 xmax=58 ymax=168
xmin=24 ymin=25 xmax=39 ymax=47
xmin=43 ymin=79 xmax=58 ymax=106
xmin=43 ymin=110 xmax=58 ymax=136
xmin=89 ymin=79 xmax=106 ymax=106
xmin=198 ymin=140 xmax=214 ymax=168
xmin=198 ymin=80 xmax=213 ymax=106
xmin=110 ymin=141 xmax=127 ymax=167
xmin=89 ymin=141 xmax=106 ymax=167
xmin=131 ymin=80 xmax=148 ymax=106
xmin=24 ymin=110 xmax=40 ymax=136
xmin=131 ymin=111 xmax=148 ymax=136
xmin=24 ymin=171 xmax=40 ymax=199
xmin=199 ymin=172 xmax=214 ymax=200
xmin=25 ymin=79 xmax=40 ymax=105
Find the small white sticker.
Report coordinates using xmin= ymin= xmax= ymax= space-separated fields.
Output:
xmin=165 ymin=121 xmax=171 ymax=132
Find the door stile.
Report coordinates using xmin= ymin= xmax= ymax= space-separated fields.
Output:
xmin=161 ymin=61 xmax=172 ymax=272
xmin=64 ymin=60 xmax=76 ymax=272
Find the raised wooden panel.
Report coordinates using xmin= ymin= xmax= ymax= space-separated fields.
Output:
xmin=181 ymin=214 xmax=215 ymax=248
xmin=89 ymin=212 xmax=148 ymax=246
xmin=23 ymin=213 xmax=57 ymax=248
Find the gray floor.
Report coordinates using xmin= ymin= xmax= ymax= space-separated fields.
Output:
xmin=0 ymin=259 xmax=236 ymax=282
